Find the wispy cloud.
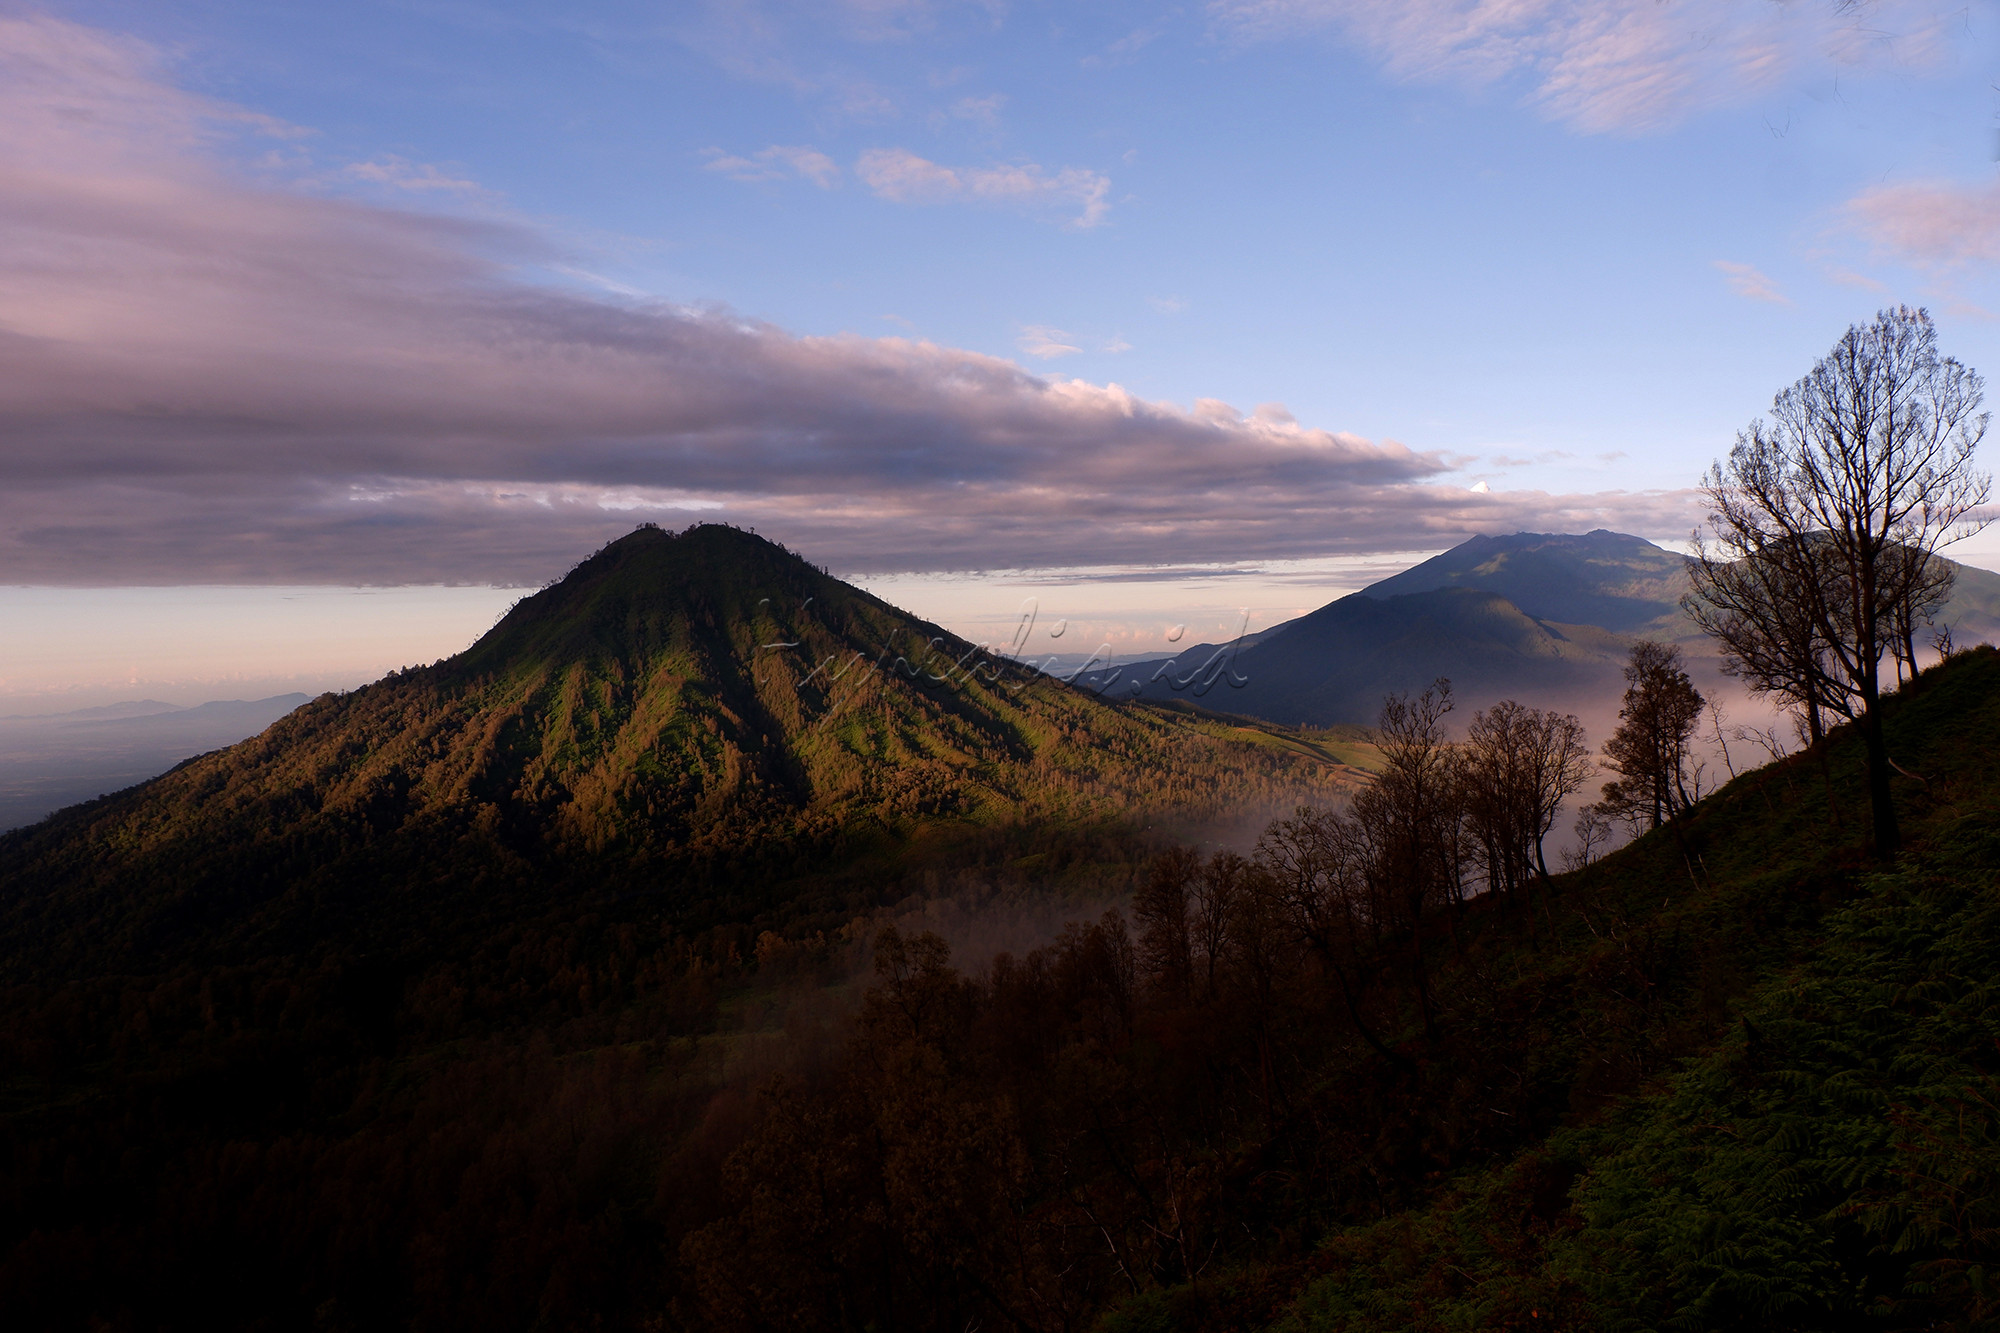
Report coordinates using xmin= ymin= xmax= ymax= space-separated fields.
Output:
xmin=949 ymin=93 xmax=1006 ymax=126
xmin=342 ymin=155 xmax=488 ymax=196
xmin=1712 ymin=259 xmax=1789 ymax=304
xmin=1211 ymin=0 xmax=1956 ymax=135
xmin=831 ymin=0 xmax=947 ymax=43
xmin=1821 ymin=265 xmax=1889 ymax=293
xmin=0 ymin=12 xmax=1691 ymax=584
xmin=1018 ymin=325 xmax=1084 ymax=358
xmin=670 ymin=5 xmax=904 ymax=122
xmin=1844 ymin=177 xmax=2000 ymax=271
xmin=701 ymin=143 xmax=842 ymax=186
xmin=1082 ymin=26 xmax=1164 ymax=68
xmin=856 ymin=147 xmax=1112 ymax=226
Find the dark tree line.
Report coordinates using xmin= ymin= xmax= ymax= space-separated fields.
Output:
xmin=685 ymin=682 xmax=1606 ymax=1329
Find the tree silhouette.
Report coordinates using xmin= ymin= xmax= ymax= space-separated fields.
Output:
xmin=1690 ymin=306 xmax=1989 ymax=858
xmin=1599 ymin=641 xmax=1705 ymax=832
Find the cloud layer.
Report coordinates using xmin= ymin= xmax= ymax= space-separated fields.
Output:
xmin=0 ymin=13 xmax=1690 ymax=585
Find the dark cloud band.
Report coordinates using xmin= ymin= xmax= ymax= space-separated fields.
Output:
xmin=0 ymin=13 xmax=1695 ymax=585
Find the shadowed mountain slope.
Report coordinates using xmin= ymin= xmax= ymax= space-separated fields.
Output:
xmin=1936 ymin=556 xmax=2000 ymax=646
xmin=1094 ymin=531 xmax=2000 ymax=727
xmin=0 ymin=525 xmax=1348 ymax=979
xmin=1088 ymin=585 xmax=1630 ymax=726
xmin=1081 ymin=532 xmax=1675 ymax=725
xmin=1359 ymin=528 xmax=1690 ymax=632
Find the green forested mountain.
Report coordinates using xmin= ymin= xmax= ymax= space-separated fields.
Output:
xmin=0 ymin=524 xmax=1360 ymax=1332
xmin=0 ymin=523 xmax=1347 ymax=977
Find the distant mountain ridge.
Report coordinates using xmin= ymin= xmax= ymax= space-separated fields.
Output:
xmin=1087 ymin=583 xmax=1630 ymax=726
xmin=0 ymin=700 xmax=183 ymax=722
xmin=0 ymin=694 xmax=311 ymax=833
xmin=1358 ymin=528 xmax=1689 ymax=632
xmin=1087 ymin=530 xmax=2000 ymax=727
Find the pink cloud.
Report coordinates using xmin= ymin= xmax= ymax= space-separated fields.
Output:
xmin=701 ymin=143 xmax=842 ymax=186
xmin=1845 ymin=177 xmax=2000 ymax=271
xmin=855 ymin=147 xmax=1111 ymax=227
xmin=342 ymin=156 xmax=488 ymax=195
xmin=1712 ymin=259 xmax=1789 ymax=305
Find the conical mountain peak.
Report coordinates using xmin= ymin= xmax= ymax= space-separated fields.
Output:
xmin=0 ymin=527 xmax=1345 ymax=974
xmin=457 ymin=523 xmax=864 ymax=674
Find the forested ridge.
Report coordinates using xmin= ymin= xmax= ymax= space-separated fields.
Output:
xmin=0 ymin=524 xmax=1350 ymax=979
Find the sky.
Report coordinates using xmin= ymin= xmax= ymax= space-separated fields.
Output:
xmin=2 ymin=0 xmax=1998 ymax=705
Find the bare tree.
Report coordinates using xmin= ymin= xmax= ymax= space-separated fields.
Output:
xmin=1462 ymin=701 xmax=1591 ymax=905
xmin=1736 ymin=722 xmax=1790 ymax=766
xmin=1190 ymin=851 xmax=1247 ymax=1002
xmin=1884 ymin=540 xmax=1957 ymax=687
xmin=1563 ymin=803 xmax=1612 ymax=871
xmin=1683 ymin=534 xmax=1846 ymax=748
xmin=1599 ymin=641 xmax=1706 ymax=832
xmin=1692 ymin=306 xmax=1989 ymax=858
xmin=1521 ymin=707 xmax=1593 ymax=879
xmin=1133 ymin=846 xmax=1198 ymax=1002
xmin=1251 ymin=682 xmax=1466 ymax=1056
xmin=1462 ymin=703 xmax=1535 ymax=908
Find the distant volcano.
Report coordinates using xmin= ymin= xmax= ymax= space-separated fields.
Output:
xmin=1088 ymin=530 xmax=2000 ymax=727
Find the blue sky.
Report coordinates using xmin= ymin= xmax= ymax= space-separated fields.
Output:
xmin=67 ymin=0 xmax=1994 ymax=475
xmin=2 ymin=1 xmax=1997 ymax=701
